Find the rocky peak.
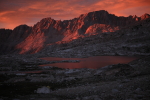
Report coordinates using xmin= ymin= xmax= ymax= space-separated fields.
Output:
xmin=13 ymin=24 xmax=31 ymax=31
xmin=33 ymin=17 xmax=55 ymax=29
xmin=0 ymin=10 xmax=150 ymax=54
xmin=132 ymin=15 xmax=137 ymax=18
xmin=8 ymin=24 xmax=31 ymax=40
xmin=140 ymin=13 xmax=150 ymax=20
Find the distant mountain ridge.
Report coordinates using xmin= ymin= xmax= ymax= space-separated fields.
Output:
xmin=0 ymin=10 xmax=150 ymax=54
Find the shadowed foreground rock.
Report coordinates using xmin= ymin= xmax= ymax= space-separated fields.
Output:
xmin=36 ymin=86 xmax=51 ymax=94
xmin=0 ymin=55 xmax=150 ymax=100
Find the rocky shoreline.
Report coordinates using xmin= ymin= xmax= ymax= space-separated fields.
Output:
xmin=0 ymin=54 xmax=150 ymax=100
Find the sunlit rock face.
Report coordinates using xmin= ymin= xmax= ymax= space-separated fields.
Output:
xmin=85 ymin=24 xmax=119 ymax=35
xmin=0 ymin=10 xmax=150 ymax=54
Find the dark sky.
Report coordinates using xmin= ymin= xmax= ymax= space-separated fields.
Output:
xmin=0 ymin=0 xmax=150 ymax=29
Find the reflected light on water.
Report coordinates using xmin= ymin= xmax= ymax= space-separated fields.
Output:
xmin=40 ymin=56 xmax=138 ymax=69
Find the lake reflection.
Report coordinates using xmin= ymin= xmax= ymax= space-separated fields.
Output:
xmin=40 ymin=56 xmax=138 ymax=69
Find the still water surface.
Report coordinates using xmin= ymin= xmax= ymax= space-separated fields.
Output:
xmin=40 ymin=56 xmax=138 ymax=69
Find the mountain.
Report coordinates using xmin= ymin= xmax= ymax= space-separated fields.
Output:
xmin=0 ymin=10 xmax=150 ymax=55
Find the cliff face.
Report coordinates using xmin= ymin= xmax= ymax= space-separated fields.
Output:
xmin=0 ymin=25 xmax=31 ymax=54
xmin=0 ymin=10 xmax=150 ymax=54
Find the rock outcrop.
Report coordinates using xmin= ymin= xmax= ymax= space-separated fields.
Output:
xmin=0 ymin=10 xmax=150 ymax=54
xmin=0 ymin=25 xmax=31 ymax=54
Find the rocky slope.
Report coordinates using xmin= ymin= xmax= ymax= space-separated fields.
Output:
xmin=0 ymin=10 xmax=150 ymax=55
xmin=0 ymin=25 xmax=31 ymax=54
xmin=0 ymin=54 xmax=150 ymax=100
xmin=36 ymin=17 xmax=150 ymax=57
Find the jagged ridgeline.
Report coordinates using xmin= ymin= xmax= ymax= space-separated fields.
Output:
xmin=0 ymin=10 xmax=150 ymax=54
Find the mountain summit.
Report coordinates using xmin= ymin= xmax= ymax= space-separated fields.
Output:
xmin=0 ymin=10 xmax=150 ymax=54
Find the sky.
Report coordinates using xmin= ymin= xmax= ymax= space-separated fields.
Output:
xmin=0 ymin=0 xmax=150 ymax=29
